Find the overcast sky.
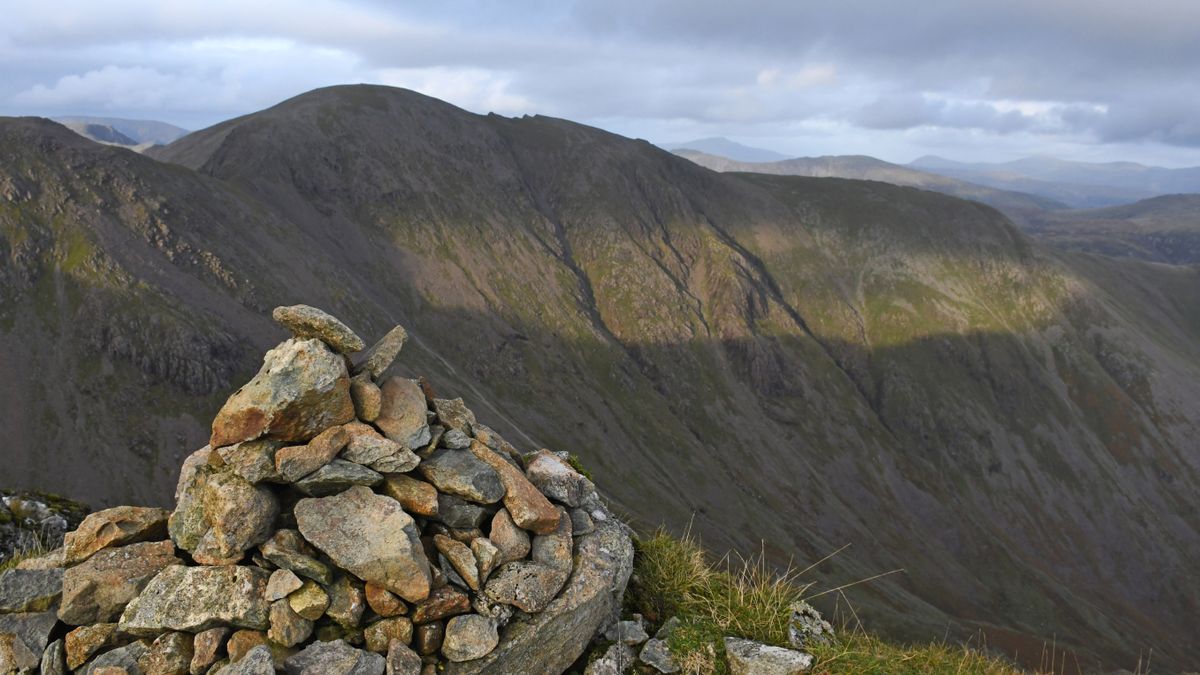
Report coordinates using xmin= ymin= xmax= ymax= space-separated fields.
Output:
xmin=3 ymin=0 xmax=1199 ymax=166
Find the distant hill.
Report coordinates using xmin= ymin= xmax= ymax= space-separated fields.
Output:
xmin=664 ymin=136 xmax=789 ymax=162
xmin=1023 ymin=194 xmax=1200 ymax=264
xmin=911 ymin=155 xmax=1200 ymax=208
xmin=56 ymin=121 xmax=138 ymax=146
xmin=52 ymin=116 xmax=189 ymax=145
xmin=673 ymin=149 xmax=1064 ymax=214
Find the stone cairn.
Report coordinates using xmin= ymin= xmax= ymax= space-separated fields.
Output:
xmin=0 ymin=305 xmax=633 ymax=674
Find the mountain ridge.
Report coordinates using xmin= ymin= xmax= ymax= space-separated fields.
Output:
xmin=3 ymin=84 xmax=1199 ymax=671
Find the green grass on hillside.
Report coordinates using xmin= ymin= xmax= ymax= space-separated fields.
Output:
xmin=624 ymin=530 xmax=1026 ymax=674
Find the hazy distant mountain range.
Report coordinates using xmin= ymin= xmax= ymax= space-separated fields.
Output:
xmin=52 ymin=115 xmax=189 ymax=147
xmin=666 ymin=137 xmax=790 ymax=162
xmin=3 ymin=87 xmax=1199 ymax=670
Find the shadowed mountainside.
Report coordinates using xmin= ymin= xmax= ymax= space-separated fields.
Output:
xmin=2 ymin=87 xmax=1199 ymax=671
xmin=1021 ymin=194 xmax=1200 ymax=265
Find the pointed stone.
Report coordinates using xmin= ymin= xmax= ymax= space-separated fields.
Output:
xmin=210 ymin=338 xmax=355 ymax=448
xmin=353 ymin=325 xmax=409 ymax=379
xmin=417 ymin=449 xmax=503 ymax=504
xmin=470 ymin=538 xmax=501 ymax=583
xmin=433 ymin=535 xmax=480 ymax=592
xmin=40 ymin=639 xmax=66 ymax=675
xmin=265 ymin=569 xmax=303 ymax=602
xmin=65 ymin=623 xmax=118 ymax=670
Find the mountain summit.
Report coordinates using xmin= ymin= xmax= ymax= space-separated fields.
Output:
xmin=2 ymin=84 xmax=1198 ymax=670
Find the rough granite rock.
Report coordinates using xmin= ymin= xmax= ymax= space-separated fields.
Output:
xmin=289 ymin=581 xmax=330 ymax=621
xmin=341 ymin=434 xmax=419 ymax=474
xmin=723 ymin=637 xmax=813 ymax=674
xmin=0 ymin=633 xmax=38 ymax=671
xmin=137 ymin=631 xmax=194 ymax=675
xmin=82 ymin=640 xmax=151 ymax=674
xmin=530 ymin=508 xmax=573 ymax=572
xmin=272 ymin=305 xmax=366 ymax=355
xmin=469 ymin=538 xmax=500 ymax=583
xmin=374 ymin=378 xmax=432 ymax=450
xmin=434 ymin=535 xmax=480 ymax=592
xmin=0 ymin=568 xmax=62 ymax=613
xmin=0 ymin=610 xmax=59 ymax=657
xmin=380 ymin=476 xmax=438 ymax=518
xmin=169 ymin=464 xmax=278 ymax=565
xmin=384 ymin=639 xmax=421 ymax=675
xmin=326 ymin=577 xmax=366 ymax=629
xmin=364 ymin=584 xmax=405 ymax=618
xmin=440 ymin=429 xmax=471 ymax=450
xmin=65 ymin=624 xmax=118 ymax=670
xmin=417 ymin=449 xmax=504 ymax=505
xmin=364 ymin=617 xmax=413 ymax=654
xmin=352 ymin=325 xmax=409 ymax=379
xmin=292 ymin=460 xmax=383 ymax=497
xmin=269 ymin=599 xmax=314 ymax=647
xmin=444 ymin=519 xmax=633 ymax=674
xmin=584 ymin=642 xmax=637 ymax=675
xmin=59 ymin=540 xmax=179 ymax=625
xmin=432 ymin=494 xmax=489 ymax=530
xmin=40 ymin=638 xmax=66 ymax=675
xmin=410 ymin=586 xmax=470 ymax=625
xmin=638 ymin=638 xmax=678 ymax=674
xmin=788 ymin=600 xmax=834 ymax=649
xmin=63 ymin=506 xmax=171 ymax=566
xmin=482 ymin=561 xmax=569 ymax=614
xmin=294 ymin=487 xmax=431 ymax=602
xmin=118 ymin=565 xmax=271 ymax=635
xmin=284 ymin=639 xmax=385 ymax=675
xmin=468 ymin=441 xmax=558 ymax=534
xmin=217 ymin=441 xmax=282 ymax=484
xmin=190 ymin=628 xmax=230 ymax=675
xmin=488 ymin=510 xmax=530 ymax=566
xmin=349 ymin=375 xmax=383 ymax=423
xmin=217 ymin=644 xmax=275 ymax=675
xmin=275 ymin=425 xmax=350 ymax=482
xmin=431 ymin=399 xmax=475 ymax=435
xmin=441 ymin=614 xmax=497 ymax=663
xmin=209 ymin=338 xmax=355 ymax=448
xmin=266 ymin=569 xmax=304 ymax=602
xmin=524 ymin=451 xmax=597 ymax=508
xmin=258 ymin=530 xmax=332 ymax=585
xmin=605 ymin=619 xmax=649 ymax=646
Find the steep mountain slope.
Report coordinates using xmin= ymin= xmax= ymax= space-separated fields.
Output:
xmin=912 ymin=155 xmax=1200 ymax=208
xmin=1021 ymin=194 xmax=1200 ymax=264
xmin=3 ymin=86 xmax=1199 ymax=671
xmin=673 ymin=149 xmax=1064 ymax=214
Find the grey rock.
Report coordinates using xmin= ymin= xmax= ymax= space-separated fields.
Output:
xmin=137 ymin=631 xmax=195 ymax=675
xmin=531 ymin=508 xmax=573 ymax=572
xmin=63 ymin=506 xmax=171 ymax=566
xmin=118 ymin=565 xmax=271 ymax=635
xmin=353 ymin=325 xmax=409 ymax=379
xmin=269 ymin=599 xmax=313 ymax=647
xmin=275 ymin=426 xmax=350 ymax=483
xmin=788 ymin=601 xmax=834 ymax=649
xmin=384 ymin=639 xmax=422 ymax=675
xmin=272 ymin=304 xmax=365 ymax=354
xmin=570 ymin=508 xmax=595 ymax=536
xmin=0 ymin=568 xmax=61 ymax=613
xmin=444 ymin=518 xmax=634 ymax=675
xmin=170 ymin=464 xmax=279 ymax=565
xmin=487 ymin=510 xmax=530 ymax=566
xmin=440 ymin=429 xmax=471 ymax=450
xmin=417 ymin=449 xmax=504 ymax=504
xmin=265 ymin=569 xmax=304 ymax=601
xmin=81 ymin=639 xmax=151 ymax=675
xmin=341 ymin=435 xmax=419 ymax=474
xmin=216 ymin=644 xmax=275 ymax=675
xmin=217 ymin=440 xmax=282 ymax=484
xmin=638 ymin=639 xmax=678 ymax=674
xmin=40 ymin=638 xmax=66 ymax=675
xmin=0 ymin=633 xmax=38 ymax=672
xmin=0 ymin=611 xmax=59 ymax=656
xmin=295 ymin=486 xmax=431 ymax=602
xmin=441 ymin=614 xmax=497 ymax=663
xmin=59 ymin=540 xmax=179 ymax=625
xmin=374 ymin=378 xmax=431 ymax=450
xmin=584 ymin=642 xmax=637 ymax=675
xmin=293 ymin=459 xmax=383 ymax=496
xmin=524 ymin=450 xmax=597 ymax=508
xmin=326 ymin=576 xmax=367 ymax=628
xmin=432 ymin=399 xmax=475 ymax=435
xmin=258 ymin=530 xmax=333 ymax=585
xmin=605 ymin=620 xmax=649 ymax=646
xmin=724 ymin=637 xmax=813 ymax=674
xmin=209 ymin=338 xmax=355 ymax=448
xmin=284 ymin=639 xmax=385 ymax=675
xmin=433 ymin=494 xmax=490 ymax=529
xmin=482 ymin=562 xmax=569 ymax=614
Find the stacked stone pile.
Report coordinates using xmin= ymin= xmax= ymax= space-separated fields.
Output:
xmin=0 ymin=305 xmax=633 ymax=674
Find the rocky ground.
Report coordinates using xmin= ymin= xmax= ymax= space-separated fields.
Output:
xmin=0 ymin=305 xmax=652 ymax=673
xmin=0 ymin=492 xmax=88 ymax=567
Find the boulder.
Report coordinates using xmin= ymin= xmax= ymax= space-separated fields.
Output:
xmin=524 ymin=451 xmax=597 ymax=508
xmin=63 ymin=506 xmax=171 ymax=565
xmin=468 ymin=442 xmax=558 ymax=534
xmin=723 ymin=637 xmax=813 ymax=674
xmin=209 ymin=338 xmax=354 ymax=448
xmin=441 ymin=614 xmax=497 ymax=663
xmin=294 ymin=487 xmax=431 ymax=602
xmin=352 ymin=325 xmax=409 ymax=379
xmin=443 ymin=518 xmax=633 ymax=674
xmin=284 ymin=639 xmax=385 ymax=675
xmin=169 ymin=465 xmax=278 ymax=565
xmin=417 ymin=450 xmax=503 ymax=505
xmin=374 ymin=378 xmax=431 ymax=450
xmin=787 ymin=600 xmax=834 ymax=649
xmin=118 ymin=565 xmax=271 ymax=635
xmin=0 ymin=568 xmax=62 ymax=613
xmin=59 ymin=540 xmax=179 ymax=625
xmin=272 ymin=305 xmax=366 ymax=355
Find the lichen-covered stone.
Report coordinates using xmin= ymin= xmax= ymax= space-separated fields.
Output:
xmin=364 ymin=583 xmax=405 ymax=618
xmin=374 ymin=378 xmax=431 ymax=450
xmin=364 ymin=617 xmax=413 ymax=654
xmin=59 ymin=540 xmax=179 ymax=625
xmin=431 ymin=399 xmax=475 ymax=435
xmin=441 ymin=614 xmax=496 ymax=663
xmin=417 ymin=449 xmax=503 ymax=505
xmin=265 ymin=569 xmax=303 ymax=601
xmin=326 ymin=576 xmax=366 ymax=629
xmin=487 ymin=509 xmax=529 ymax=566
xmin=40 ymin=638 xmax=66 ymax=675
xmin=118 ymin=565 xmax=271 ymax=635
xmin=384 ymin=639 xmax=421 ymax=675
xmin=169 ymin=464 xmax=278 ymax=566
xmin=269 ymin=600 xmax=313 ymax=647
xmin=0 ymin=632 xmax=40 ymax=672
xmin=723 ymin=637 xmax=813 ymax=674
xmin=137 ymin=631 xmax=194 ymax=675
xmin=65 ymin=623 xmax=118 ymax=670
xmin=258 ymin=530 xmax=332 ymax=585
xmin=288 ymin=581 xmax=329 ymax=621
xmin=272 ymin=305 xmax=366 ymax=355
xmin=189 ymin=627 xmax=229 ymax=675
xmin=294 ymin=487 xmax=430 ymax=602
xmin=0 ymin=610 xmax=58 ymax=658
xmin=292 ymin=460 xmax=383 ymax=497
xmin=217 ymin=440 xmax=282 ymax=485
xmin=0 ymin=567 xmax=61 ymax=613
xmin=284 ymin=639 xmax=384 ymax=675
xmin=524 ymin=450 xmax=597 ymax=508
xmin=210 ymin=338 xmax=355 ymax=448
xmin=349 ymin=375 xmax=382 ymax=423
xmin=469 ymin=441 xmax=557 ymax=533
xmin=434 ymin=535 xmax=480 ymax=592
xmin=433 ymin=494 xmax=489 ymax=530
xmin=275 ymin=425 xmax=350 ymax=483
xmin=218 ymin=644 xmax=274 ymax=675
xmin=353 ymin=325 xmax=409 ymax=380
xmin=380 ymin=476 xmax=438 ymax=518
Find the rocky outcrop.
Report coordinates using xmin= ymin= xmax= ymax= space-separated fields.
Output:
xmin=0 ymin=307 xmax=633 ymax=673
